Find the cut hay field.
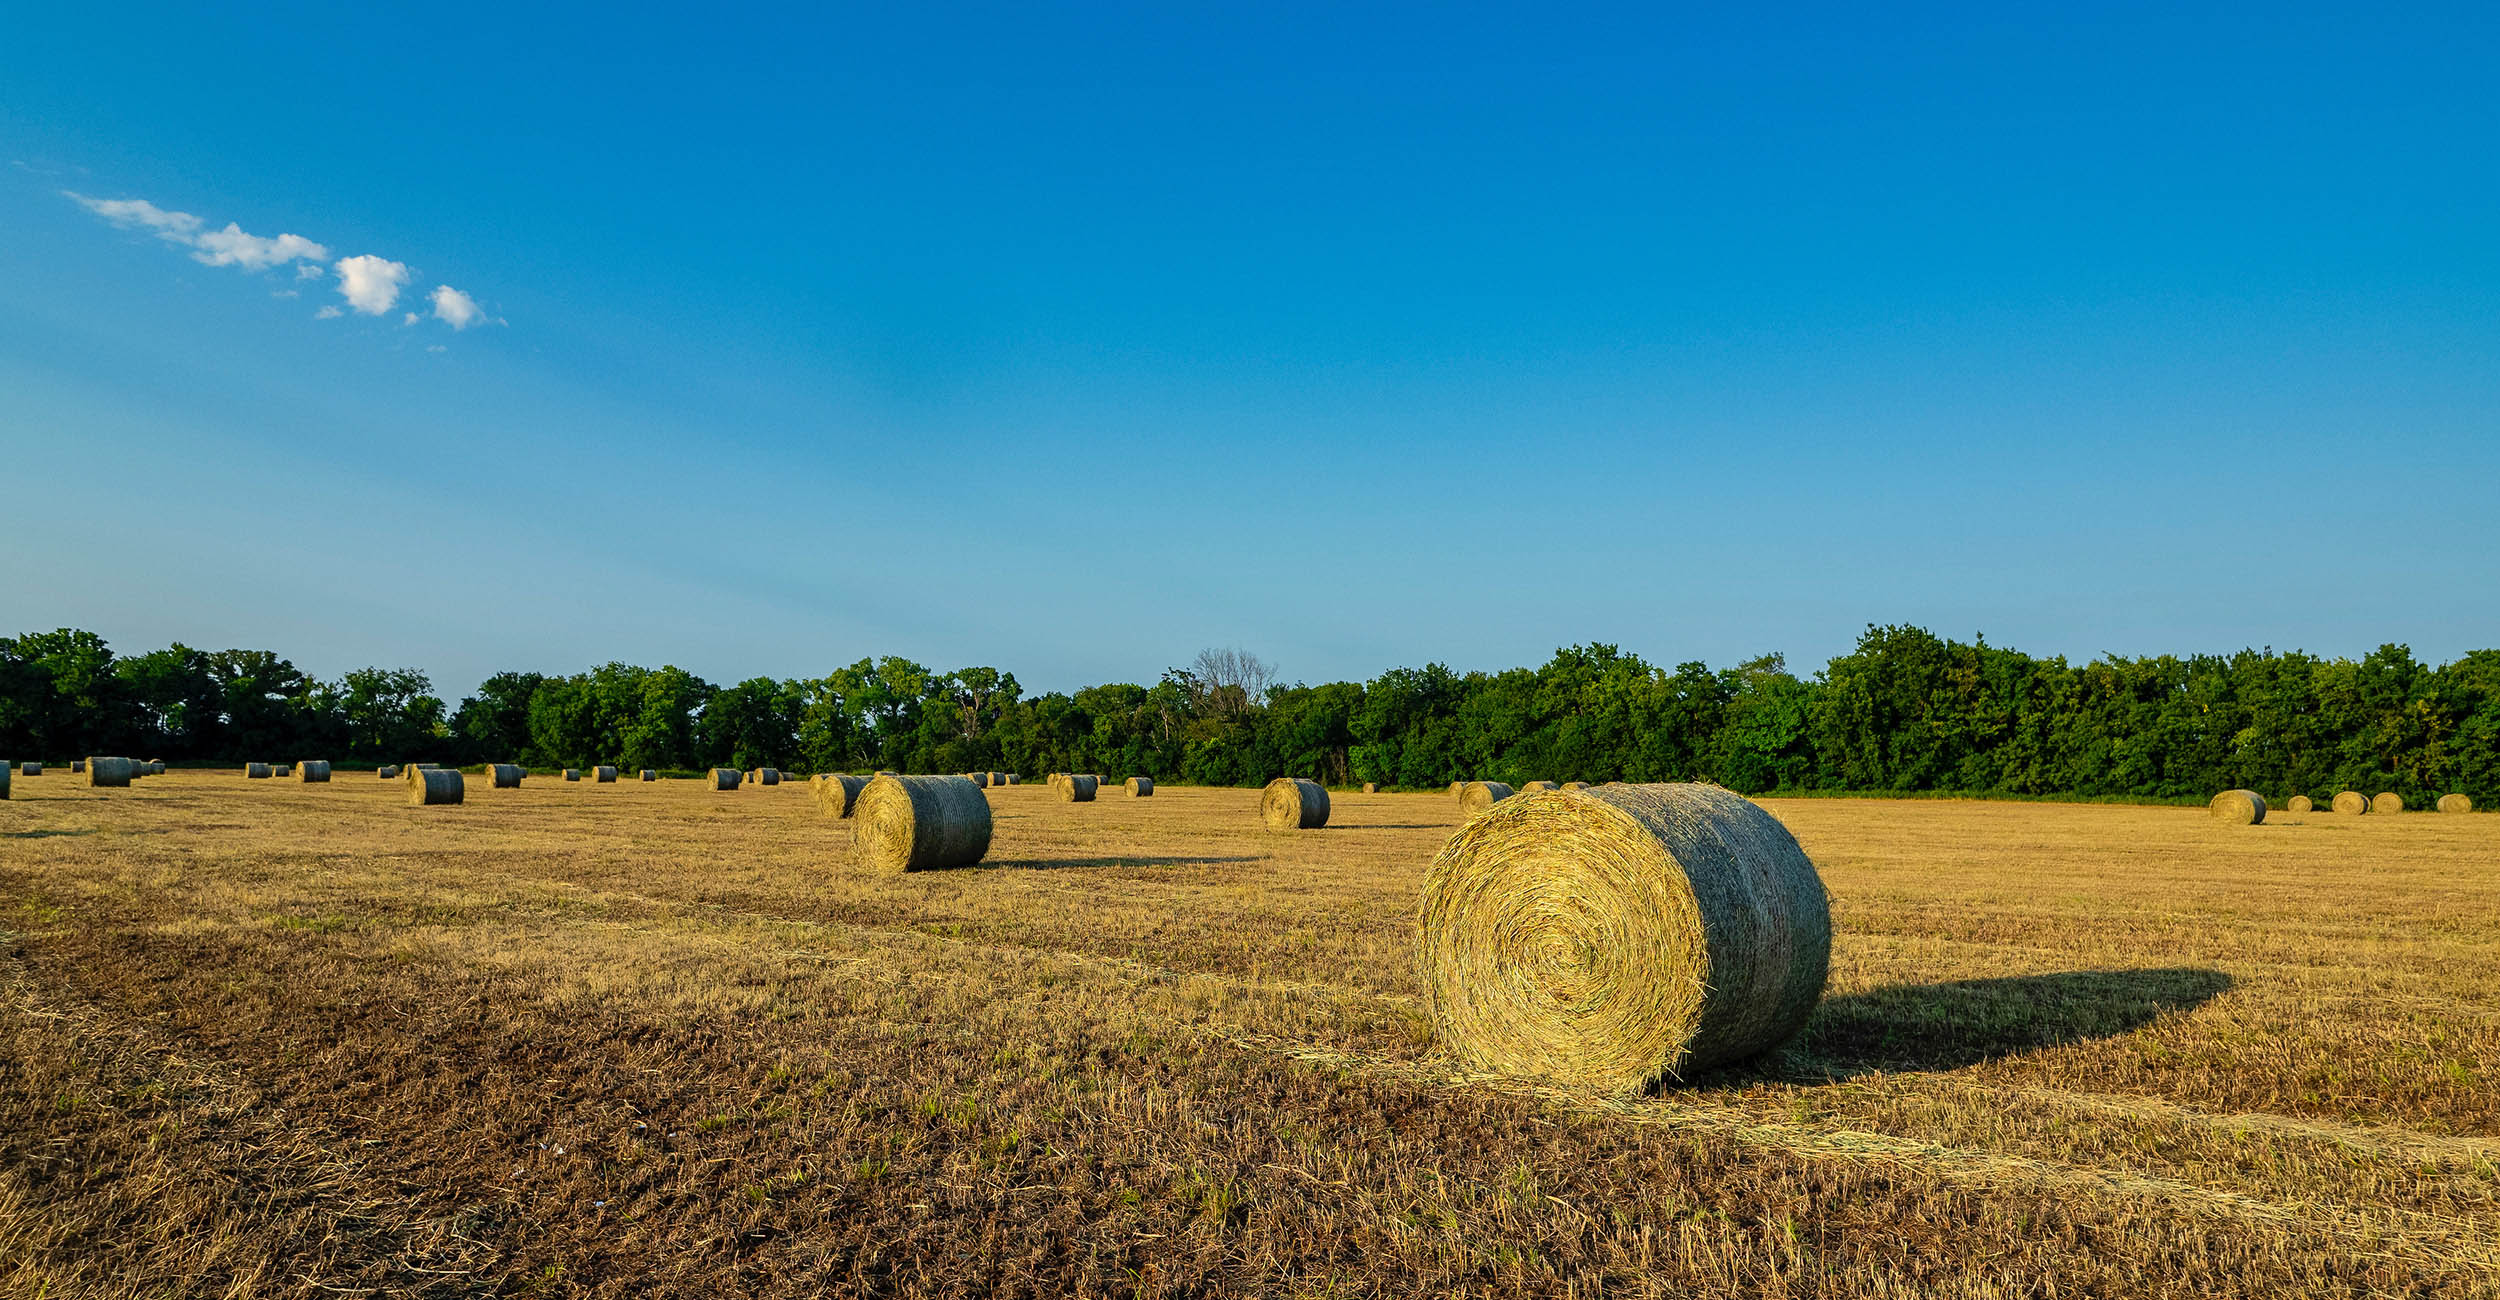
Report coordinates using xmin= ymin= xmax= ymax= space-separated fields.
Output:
xmin=2 ymin=775 xmax=2495 ymax=1298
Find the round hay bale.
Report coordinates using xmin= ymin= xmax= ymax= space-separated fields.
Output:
xmin=639 ymin=769 xmax=657 ymax=781
xmin=2208 ymin=789 xmax=2266 ymax=825
xmin=593 ymin=765 xmax=618 ymax=783
xmin=146 ymin=760 xmax=165 ymax=775
xmin=1362 ymin=782 xmax=1377 ymax=793
xmin=18 ymin=762 xmax=40 ymax=776
xmin=296 ymin=761 xmax=331 ymax=783
xmin=1418 ymin=782 xmax=1831 ymax=1093
xmin=2286 ymin=795 xmax=2312 ymax=813
xmin=2438 ymin=793 xmax=2473 ymax=814
xmin=244 ymin=762 xmax=272 ymax=779
xmin=1004 ymin=774 xmax=1019 ymax=785
xmin=69 ymin=760 xmax=84 ymax=773
xmin=1459 ymin=781 xmax=1516 ymax=816
xmin=813 ymin=773 xmax=869 ymax=818
xmin=2372 ymin=791 xmax=2405 ymax=815
xmin=1519 ymin=780 xmax=1561 ymax=793
xmin=87 ymin=757 xmax=134 ymax=788
xmin=563 ymin=768 xmax=581 ymax=782
xmin=1449 ymin=781 xmax=1465 ymax=798
xmin=1262 ymin=777 xmax=1329 ymax=830
xmin=853 ymin=774 xmax=992 ymax=872
xmin=377 ymin=764 xmax=401 ymax=779
xmin=489 ymin=763 xmax=524 ymax=789
xmin=272 ymin=763 xmax=292 ymax=777
xmin=0 ymin=766 xmax=9 ymax=799
xmin=988 ymin=771 xmax=1005 ymax=786
xmin=1059 ymin=774 xmax=1099 ymax=802
xmin=1125 ymin=776 xmax=1154 ymax=797
xmin=756 ymin=768 xmax=782 ymax=786
xmin=709 ymin=768 xmax=739 ymax=791
xmin=2333 ymin=790 xmax=2368 ymax=815
xmin=407 ymin=768 xmax=464 ymax=805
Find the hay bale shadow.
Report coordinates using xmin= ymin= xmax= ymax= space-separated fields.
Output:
xmin=982 ymin=854 xmax=1262 ymax=872
xmin=1694 ymin=967 xmax=2232 ymax=1088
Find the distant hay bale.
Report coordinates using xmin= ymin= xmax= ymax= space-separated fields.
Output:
xmin=69 ymin=760 xmax=84 ymax=773
xmin=296 ymin=761 xmax=331 ymax=783
xmin=1519 ymin=780 xmax=1560 ymax=793
xmin=272 ymin=763 xmax=292 ymax=777
xmin=2438 ymin=793 xmax=2474 ymax=814
xmin=408 ymin=768 xmax=464 ymax=805
xmin=1003 ymin=773 xmax=1019 ymax=785
xmin=1262 ymin=777 xmax=1329 ymax=830
xmin=709 ymin=768 xmax=739 ymax=791
xmin=988 ymin=771 xmax=1004 ymax=786
xmin=592 ymin=765 xmax=617 ymax=782
xmin=17 ymin=762 xmax=39 ymax=776
xmin=1418 ymin=782 xmax=1831 ymax=1093
xmin=245 ymin=763 xmax=272 ymax=779
xmin=1059 ymin=774 xmax=1099 ymax=802
xmin=639 ymin=769 xmax=657 ymax=781
xmin=853 ymin=774 xmax=992 ymax=872
xmin=2208 ymin=789 xmax=2266 ymax=825
xmin=2287 ymin=795 xmax=2313 ymax=813
xmin=1449 ymin=781 xmax=1465 ymax=798
xmin=2372 ymin=791 xmax=2405 ymax=815
xmin=563 ymin=769 xmax=581 ymax=782
xmin=755 ymin=768 xmax=781 ymax=786
xmin=813 ymin=773 xmax=869 ymax=818
xmin=1126 ymin=776 xmax=1154 ymax=797
xmin=1362 ymin=782 xmax=1377 ymax=793
xmin=2332 ymin=790 xmax=2367 ymax=815
xmin=489 ymin=763 xmax=524 ymax=789
xmin=377 ymin=764 xmax=401 ymax=779
xmin=966 ymin=771 xmax=989 ymax=787
xmin=145 ymin=760 xmax=165 ymax=775
xmin=1459 ymin=781 xmax=1516 ymax=816
xmin=87 ymin=757 xmax=134 ymax=788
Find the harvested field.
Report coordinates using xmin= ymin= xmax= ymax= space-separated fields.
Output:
xmin=1 ymin=777 xmax=2495 ymax=1297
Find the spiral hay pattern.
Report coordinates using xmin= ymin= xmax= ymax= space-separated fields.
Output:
xmin=2208 ymin=789 xmax=2266 ymax=825
xmin=2372 ymin=791 xmax=2405 ymax=815
xmin=407 ymin=768 xmax=464 ymax=805
xmin=853 ymin=774 xmax=992 ymax=872
xmin=2333 ymin=790 xmax=2368 ymax=815
xmin=1262 ymin=778 xmax=1329 ymax=830
xmin=1417 ymin=782 xmax=1831 ymax=1094
xmin=1059 ymin=774 xmax=1099 ymax=802
xmin=2439 ymin=793 xmax=2474 ymax=814
xmin=813 ymin=774 xmax=868 ymax=818
xmin=1125 ymin=776 xmax=1154 ymax=797
xmin=1459 ymin=781 xmax=1516 ymax=816
xmin=2287 ymin=795 xmax=2312 ymax=813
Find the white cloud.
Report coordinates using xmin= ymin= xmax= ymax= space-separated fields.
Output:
xmin=402 ymin=311 xmax=418 ymax=325
xmin=189 ymin=223 xmax=329 ymax=270
xmin=429 ymin=284 xmax=484 ymax=330
xmin=333 ymin=254 xmax=410 ymax=315
xmin=65 ymin=192 xmax=203 ymax=239
xmin=296 ymin=262 xmax=326 ymax=280
xmin=315 ymin=305 xmax=343 ymax=319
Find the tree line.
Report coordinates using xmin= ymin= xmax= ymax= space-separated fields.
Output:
xmin=3 ymin=627 xmax=2494 ymax=804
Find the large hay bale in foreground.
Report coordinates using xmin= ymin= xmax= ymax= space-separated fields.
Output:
xmin=709 ymin=768 xmax=740 ymax=791
xmin=2438 ymin=793 xmax=2474 ymax=814
xmin=1519 ymin=780 xmax=1561 ymax=793
xmin=853 ymin=774 xmax=992 ymax=872
xmin=2333 ymin=790 xmax=2368 ymax=815
xmin=1262 ymin=777 xmax=1329 ymax=830
xmin=1459 ymin=781 xmax=1515 ymax=815
xmin=1059 ymin=774 xmax=1099 ymax=802
xmin=87 ymin=757 xmax=134 ymax=788
xmin=297 ymin=761 xmax=331 ymax=783
xmin=593 ymin=766 xmax=618 ymax=783
xmin=813 ymin=773 xmax=868 ymax=818
xmin=245 ymin=763 xmax=272 ymax=779
xmin=2286 ymin=795 xmax=2312 ymax=813
xmin=1419 ymin=782 xmax=1831 ymax=1093
xmin=1126 ymin=776 xmax=1154 ymax=797
xmin=2208 ymin=789 xmax=2266 ymax=825
xmin=408 ymin=768 xmax=464 ymax=805
xmin=377 ymin=764 xmax=401 ymax=779
xmin=488 ymin=763 xmax=524 ymax=789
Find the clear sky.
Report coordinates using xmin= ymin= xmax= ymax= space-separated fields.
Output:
xmin=5 ymin=3 xmax=2495 ymax=701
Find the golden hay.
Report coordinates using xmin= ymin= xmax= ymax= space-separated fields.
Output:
xmin=812 ymin=774 xmax=868 ymax=819
xmin=86 ymin=757 xmax=134 ymax=788
xmin=593 ymin=766 xmax=618 ymax=783
xmin=2287 ymin=795 xmax=2313 ymax=813
xmin=2332 ymin=790 xmax=2368 ymax=815
xmin=1362 ymin=782 xmax=1377 ymax=793
xmin=1562 ymin=781 xmax=1592 ymax=791
xmin=1459 ymin=781 xmax=1515 ymax=816
xmin=244 ymin=763 xmax=272 ymax=779
xmin=1519 ymin=780 xmax=1561 ymax=793
xmin=852 ymin=774 xmax=992 ymax=872
xmin=1449 ymin=781 xmax=1465 ymax=797
xmin=2208 ymin=789 xmax=2266 ymax=825
xmin=2372 ymin=792 xmax=2405 ymax=815
xmin=2438 ymin=793 xmax=2474 ymax=814
xmin=1059 ymin=774 xmax=1099 ymax=802
xmin=1417 ymin=782 xmax=1832 ymax=1094
xmin=708 ymin=768 xmax=740 ymax=791
xmin=1261 ymin=777 xmax=1329 ymax=830
xmin=407 ymin=768 xmax=464 ymax=806
xmin=1125 ymin=776 xmax=1154 ymax=797
xmin=489 ymin=764 xmax=525 ymax=789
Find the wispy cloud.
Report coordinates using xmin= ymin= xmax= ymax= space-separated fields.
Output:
xmin=334 ymin=254 xmax=410 ymax=315
xmin=65 ymin=188 xmax=501 ymax=332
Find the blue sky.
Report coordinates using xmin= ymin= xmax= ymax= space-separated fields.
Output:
xmin=5 ymin=2 xmax=2495 ymax=700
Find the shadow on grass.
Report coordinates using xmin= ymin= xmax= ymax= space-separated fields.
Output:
xmin=3 ymin=829 xmax=99 ymax=839
xmin=982 ymin=855 xmax=1262 ymax=872
xmin=1694 ymin=967 xmax=2234 ymax=1088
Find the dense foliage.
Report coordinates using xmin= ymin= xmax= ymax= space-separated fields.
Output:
xmin=3 ymin=626 xmax=2494 ymax=804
